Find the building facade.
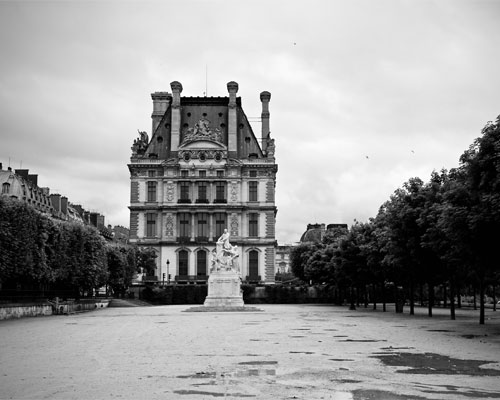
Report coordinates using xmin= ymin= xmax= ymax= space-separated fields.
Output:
xmin=275 ymin=244 xmax=292 ymax=274
xmin=0 ymin=163 xmax=120 ymax=240
xmin=128 ymin=81 xmax=278 ymax=284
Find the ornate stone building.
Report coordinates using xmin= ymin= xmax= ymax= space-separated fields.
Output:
xmin=128 ymin=81 xmax=278 ymax=284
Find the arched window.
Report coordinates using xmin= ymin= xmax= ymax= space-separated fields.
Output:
xmin=197 ymin=250 xmax=207 ymax=276
xmin=178 ymin=250 xmax=188 ymax=276
xmin=249 ymin=250 xmax=259 ymax=279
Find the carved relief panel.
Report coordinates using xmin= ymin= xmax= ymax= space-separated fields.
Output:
xmin=165 ymin=213 xmax=175 ymax=238
xmin=230 ymin=181 xmax=238 ymax=202
xmin=165 ymin=181 xmax=175 ymax=202
xmin=230 ymin=213 xmax=239 ymax=237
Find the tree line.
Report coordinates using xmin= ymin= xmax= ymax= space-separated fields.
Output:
xmin=291 ymin=116 xmax=500 ymax=324
xmin=0 ymin=196 xmax=156 ymax=300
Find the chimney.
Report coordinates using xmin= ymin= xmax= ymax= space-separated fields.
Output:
xmin=90 ymin=212 xmax=99 ymax=227
xmin=227 ymin=81 xmax=239 ymax=157
xmin=97 ymin=214 xmax=105 ymax=229
xmin=61 ymin=196 xmax=68 ymax=216
xmin=15 ymin=169 xmax=29 ymax=181
xmin=170 ymin=81 xmax=183 ymax=152
xmin=50 ymin=194 xmax=61 ymax=212
xmin=28 ymin=174 xmax=38 ymax=186
xmin=0 ymin=163 xmax=2 ymax=170
xmin=260 ymin=91 xmax=271 ymax=153
xmin=151 ymin=91 xmax=171 ymax=134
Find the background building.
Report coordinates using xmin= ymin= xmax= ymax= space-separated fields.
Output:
xmin=128 ymin=81 xmax=278 ymax=284
xmin=0 ymin=163 xmax=123 ymax=242
xmin=300 ymin=223 xmax=348 ymax=244
xmin=275 ymin=244 xmax=292 ymax=274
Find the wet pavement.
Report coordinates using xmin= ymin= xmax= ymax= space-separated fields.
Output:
xmin=0 ymin=304 xmax=499 ymax=399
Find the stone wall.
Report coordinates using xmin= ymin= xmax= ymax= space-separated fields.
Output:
xmin=0 ymin=303 xmax=53 ymax=320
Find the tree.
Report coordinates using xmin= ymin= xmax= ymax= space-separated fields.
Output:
xmin=459 ymin=117 xmax=500 ymax=324
xmin=289 ymin=243 xmax=317 ymax=282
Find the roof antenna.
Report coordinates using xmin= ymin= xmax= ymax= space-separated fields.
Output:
xmin=205 ymin=64 xmax=208 ymax=97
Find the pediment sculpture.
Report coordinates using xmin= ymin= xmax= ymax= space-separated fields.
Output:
xmin=182 ymin=118 xmax=223 ymax=144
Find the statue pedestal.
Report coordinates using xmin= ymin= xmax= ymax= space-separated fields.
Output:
xmin=204 ymin=270 xmax=244 ymax=307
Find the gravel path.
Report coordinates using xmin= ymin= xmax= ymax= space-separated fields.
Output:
xmin=0 ymin=304 xmax=499 ymax=399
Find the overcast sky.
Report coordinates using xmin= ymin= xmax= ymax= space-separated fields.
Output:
xmin=1 ymin=0 xmax=499 ymax=244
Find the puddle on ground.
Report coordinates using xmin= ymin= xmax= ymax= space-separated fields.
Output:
xmin=462 ymin=334 xmax=485 ymax=339
xmin=340 ymin=339 xmax=387 ymax=342
xmin=416 ymin=383 xmax=500 ymax=399
xmin=352 ymin=389 xmax=427 ymax=399
xmin=173 ymin=389 xmax=256 ymax=397
xmin=427 ymin=329 xmax=452 ymax=332
xmin=337 ymin=378 xmax=361 ymax=384
xmin=330 ymin=358 xmax=354 ymax=362
xmin=380 ymin=347 xmax=415 ymax=351
xmin=289 ymin=351 xmax=315 ymax=354
xmin=238 ymin=361 xmax=278 ymax=366
xmin=372 ymin=352 xmax=500 ymax=376
xmin=177 ymin=372 xmax=217 ymax=379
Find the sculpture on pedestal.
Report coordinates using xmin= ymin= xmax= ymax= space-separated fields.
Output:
xmin=203 ymin=228 xmax=244 ymax=308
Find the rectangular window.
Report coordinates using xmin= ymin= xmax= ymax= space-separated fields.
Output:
xmin=197 ymin=213 xmax=209 ymax=238
xmin=249 ymin=213 xmax=259 ymax=237
xmin=249 ymin=181 xmax=258 ymax=202
xmin=249 ymin=170 xmax=257 ymax=177
xmin=214 ymin=213 xmax=227 ymax=238
xmin=199 ymin=170 xmax=206 ymax=178
xmin=146 ymin=213 xmax=156 ymax=237
xmin=2 ymin=183 xmax=10 ymax=194
xmin=147 ymin=181 xmax=157 ymax=202
xmin=197 ymin=182 xmax=207 ymax=202
xmin=148 ymin=170 xmax=156 ymax=177
xmin=215 ymin=182 xmax=226 ymax=202
xmin=216 ymin=170 xmax=224 ymax=178
xmin=180 ymin=181 xmax=190 ymax=202
xmin=179 ymin=212 xmax=191 ymax=238
xmin=181 ymin=170 xmax=189 ymax=178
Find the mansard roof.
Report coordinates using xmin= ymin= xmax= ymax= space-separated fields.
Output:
xmin=131 ymin=82 xmax=274 ymax=164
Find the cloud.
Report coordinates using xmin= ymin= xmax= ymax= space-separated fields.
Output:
xmin=1 ymin=0 xmax=499 ymax=243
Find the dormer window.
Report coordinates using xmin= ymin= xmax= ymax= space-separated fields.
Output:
xmin=2 ymin=183 xmax=10 ymax=194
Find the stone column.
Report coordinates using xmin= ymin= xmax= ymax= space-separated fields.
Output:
xmin=227 ymin=81 xmax=238 ymax=157
xmin=170 ymin=81 xmax=183 ymax=152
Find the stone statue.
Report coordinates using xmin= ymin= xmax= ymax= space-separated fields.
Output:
xmin=212 ymin=229 xmax=239 ymax=272
xmin=131 ymin=129 xmax=149 ymax=157
xmin=266 ymin=137 xmax=275 ymax=157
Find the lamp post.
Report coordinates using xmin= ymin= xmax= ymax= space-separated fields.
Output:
xmin=166 ymin=259 xmax=170 ymax=284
